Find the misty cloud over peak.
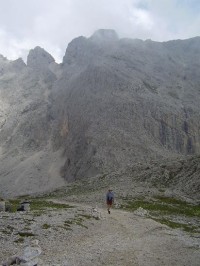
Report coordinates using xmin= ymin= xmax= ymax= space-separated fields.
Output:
xmin=0 ymin=0 xmax=199 ymax=63
xmin=90 ymin=29 xmax=119 ymax=42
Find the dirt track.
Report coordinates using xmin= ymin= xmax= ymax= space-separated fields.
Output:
xmin=1 ymin=200 xmax=200 ymax=266
xmin=41 ymin=201 xmax=200 ymax=266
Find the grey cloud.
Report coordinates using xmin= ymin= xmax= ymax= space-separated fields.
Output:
xmin=0 ymin=0 xmax=199 ymax=62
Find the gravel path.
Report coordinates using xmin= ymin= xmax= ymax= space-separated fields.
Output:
xmin=1 ymin=201 xmax=200 ymax=266
xmin=43 ymin=201 xmax=200 ymax=266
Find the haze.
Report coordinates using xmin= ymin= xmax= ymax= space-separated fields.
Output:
xmin=0 ymin=0 xmax=199 ymax=62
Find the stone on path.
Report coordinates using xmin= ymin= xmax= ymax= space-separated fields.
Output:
xmin=134 ymin=207 xmax=149 ymax=217
xmin=2 ymin=240 xmax=42 ymax=266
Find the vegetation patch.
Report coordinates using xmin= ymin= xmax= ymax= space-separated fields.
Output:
xmin=1 ymin=229 xmax=11 ymax=235
xmin=9 ymin=197 xmax=73 ymax=213
xmin=30 ymin=200 xmax=73 ymax=211
xmin=79 ymin=214 xmax=93 ymax=219
xmin=75 ymin=222 xmax=88 ymax=229
xmin=64 ymin=216 xmax=89 ymax=229
xmin=122 ymin=197 xmax=200 ymax=217
xmin=23 ymin=226 xmax=31 ymax=231
xmin=122 ymin=199 xmax=176 ymax=213
xmin=154 ymin=196 xmax=186 ymax=205
xmin=9 ymin=199 xmax=21 ymax=212
xmin=153 ymin=196 xmax=200 ymax=217
xmin=14 ymin=238 xmax=24 ymax=243
xmin=58 ymin=225 xmax=72 ymax=231
xmin=0 ymin=225 xmax=15 ymax=235
xmin=17 ymin=232 xmax=35 ymax=237
xmin=64 ymin=220 xmax=74 ymax=226
xmin=79 ymin=213 xmax=100 ymax=220
xmin=121 ymin=196 xmax=200 ymax=233
xmin=42 ymin=223 xmax=51 ymax=229
xmin=154 ymin=218 xmax=198 ymax=233
xmin=74 ymin=217 xmax=88 ymax=228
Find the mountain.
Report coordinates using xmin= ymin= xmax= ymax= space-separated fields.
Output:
xmin=0 ymin=30 xmax=200 ymax=197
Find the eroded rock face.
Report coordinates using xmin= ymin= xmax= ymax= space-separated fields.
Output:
xmin=52 ymin=32 xmax=200 ymax=180
xmin=0 ymin=30 xmax=200 ymax=196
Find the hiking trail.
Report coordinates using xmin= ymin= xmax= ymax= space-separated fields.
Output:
xmin=44 ymin=200 xmax=199 ymax=266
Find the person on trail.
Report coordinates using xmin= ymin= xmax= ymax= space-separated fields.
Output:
xmin=106 ymin=189 xmax=114 ymax=214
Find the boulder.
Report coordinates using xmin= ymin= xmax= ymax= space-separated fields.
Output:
xmin=2 ymin=240 xmax=42 ymax=266
xmin=134 ymin=207 xmax=149 ymax=217
xmin=17 ymin=200 xmax=30 ymax=211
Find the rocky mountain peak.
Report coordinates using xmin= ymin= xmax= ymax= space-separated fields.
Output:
xmin=0 ymin=54 xmax=8 ymax=62
xmin=63 ymin=36 xmax=88 ymax=65
xmin=27 ymin=46 xmax=55 ymax=70
xmin=63 ymin=30 xmax=119 ymax=65
xmin=90 ymin=29 xmax=119 ymax=43
xmin=0 ymin=56 xmax=26 ymax=76
xmin=0 ymin=55 xmax=9 ymax=70
xmin=10 ymin=58 xmax=26 ymax=72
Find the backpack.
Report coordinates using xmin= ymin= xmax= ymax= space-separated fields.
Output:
xmin=107 ymin=192 xmax=114 ymax=200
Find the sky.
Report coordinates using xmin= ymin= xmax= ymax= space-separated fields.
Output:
xmin=0 ymin=0 xmax=199 ymax=62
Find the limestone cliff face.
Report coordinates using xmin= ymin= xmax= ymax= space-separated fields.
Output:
xmin=0 ymin=30 xmax=200 ymax=196
xmin=52 ymin=31 xmax=200 ymax=180
xmin=0 ymin=48 xmax=66 ymax=197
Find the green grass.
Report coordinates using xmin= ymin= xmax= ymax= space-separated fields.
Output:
xmin=8 ymin=199 xmax=21 ymax=212
xmin=154 ymin=196 xmax=187 ymax=205
xmin=14 ymin=238 xmax=25 ymax=243
xmin=42 ymin=223 xmax=51 ymax=229
xmin=64 ymin=216 xmax=90 ymax=229
xmin=121 ymin=196 xmax=200 ymax=233
xmin=74 ymin=217 xmax=88 ymax=228
xmin=122 ymin=197 xmax=200 ymax=217
xmin=123 ymin=200 xmax=176 ymax=214
xmin=154 ymin=196 xmax=200 ymax=217
xmin=154 ymin=218 xmax=198 ymax=233
xmin=30 ymin=200 xmax=73 ymax=211
xmin=64 ymin=220 xmax=74 ymax=226
xmin=75 ymin=222 xmax=88 ymax=229
xmin=8 ymin=198 xmax=73 ymax=213
xmin=18 ymin=232 xmax=35 ymax=237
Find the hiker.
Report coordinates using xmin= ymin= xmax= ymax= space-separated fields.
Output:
xmin=106 ymin=189 xmax=114 ymax=214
